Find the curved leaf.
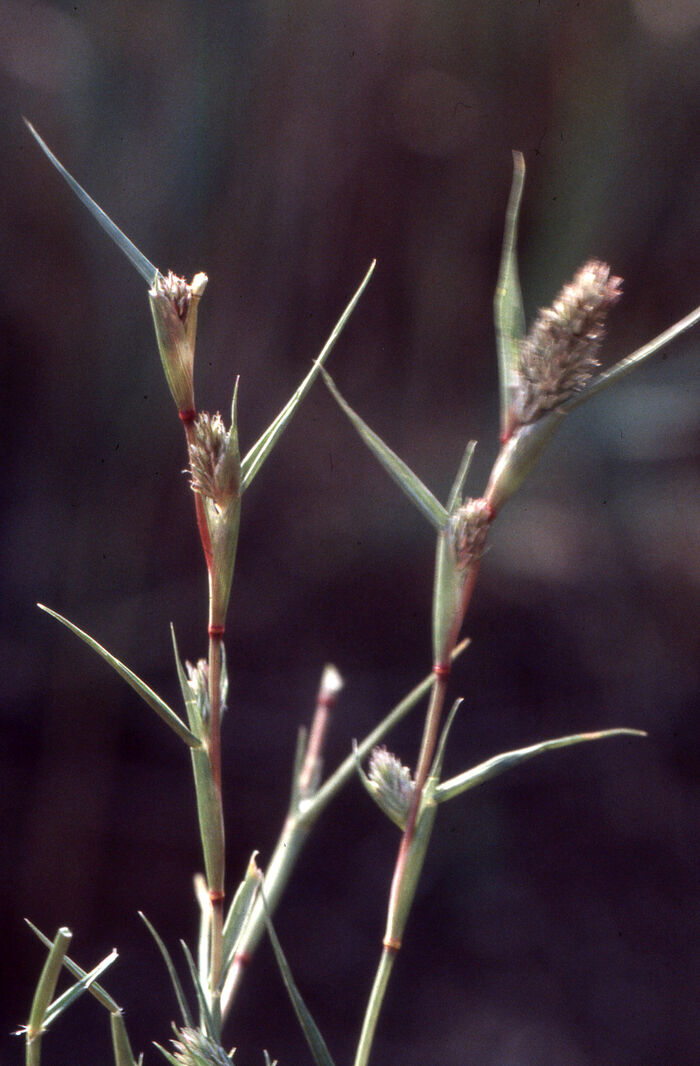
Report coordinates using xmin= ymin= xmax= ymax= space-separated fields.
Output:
xmin=436 ymin=728 xmax=646 ymax=803
xmin=322 ymin=368 xmax=447 ymax=530
xmin=39 ymin=605 xmax=201 ymax=748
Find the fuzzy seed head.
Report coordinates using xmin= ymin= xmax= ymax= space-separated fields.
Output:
xmin=152 ymin=270 xmax=208 ymax=323
xmin=512 ymin=260 xmax=622 ymax=427
xmin=148 ymin=270 xmax=207 ymax=413
xmin=368 ymin=746 xmax=415 ymax=828
xmin=447 ymin=497 xmax=493 ymax=570
xmin=186 ymin=656 xmax=228 ymax=726
xmin=188 ymin=412 xmax=239 ymax=507
xmin=169 ymin=1026 xmax=235 ymax=1066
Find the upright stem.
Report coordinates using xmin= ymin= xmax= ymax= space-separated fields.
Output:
xmin=207 ymin=630 xmax=225 ymax=994
xmin=355 ymin=564 xmax=481 ymax=1065
xmin=353 ymin=947 xmax=396 ymax=1066
xmin=383 ymin=669 xmax=448 ymax=948
xmin=183 ymin=413 xmax=226 ymax=997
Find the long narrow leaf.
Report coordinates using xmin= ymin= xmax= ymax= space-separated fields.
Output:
xmin=322 ymin=368 xmax=447 ymax=530
xmin=180 ymin=940 xmax=218 ymax=1040
xmin=446 ymin=440 xmax=477 ymax=513
xmin=43 ymin=950 xmax=118 ymax=1028
xmin=436 ymin=728 xmax=646 ymax=804
xmin=171 ymin=625 xmax=203 ymax=735
xmin=24 ymin=120 xmax=159 ymax=285
xmin=220 ymin=855 xmax=261 ymax=989
xmin=429 ymin=698 xmax=463 ymax=783
xmin=139 ymin=913 xmax=192 ymax=1029
xmin=240 ymin=261 xmax=375 ymax=491
xmin=26 ymin=920 xmax=121 ymax=1013
xmin=495 ymin=151 xmax=527 ymax=440
xmin=563 ymin=301 xmax=700 ymax=413
xmin=263 ymin=903 xmax=337 ymax=1066
xmin=38 ymin=605 xmax=201 ymax=748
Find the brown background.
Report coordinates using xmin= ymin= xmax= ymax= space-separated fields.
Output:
xmin=1 ymin=2 xmax=699 ymax=1064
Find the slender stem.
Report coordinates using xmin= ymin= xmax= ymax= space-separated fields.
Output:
xmin=353 ymin=947 xmax=396 ymax=1066
xmin=208 ymin=633 xmax=223 ymax=794
xmin=382 ymin=670 xmax=447 ymax=950
xmin=357 ymin=564 xmax=481 ymax=1064
xmin=207 ymin=631 xmax=225 ymax=993
xmin=297 ymin=673 xmax=339 ymax=799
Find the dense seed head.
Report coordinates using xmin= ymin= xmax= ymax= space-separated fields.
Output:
xmin=447 ymin=497 xmax=493 ymax=570
xmin=512 ymin=260 xmax=622 ymax=427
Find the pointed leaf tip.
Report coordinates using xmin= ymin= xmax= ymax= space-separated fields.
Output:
xmin=240 ymin=260 xmax=375 ymax=491
xmin=24 ymin=119 xmax=160 ymax=285
xmin=38 ymin=604 xmax=201 ymax=748
xmin=322 ymin=369 xmax=448 ymax=530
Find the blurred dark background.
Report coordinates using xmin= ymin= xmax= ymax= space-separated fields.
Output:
xmin=1 ymin=2 xmax=698 ymax=1064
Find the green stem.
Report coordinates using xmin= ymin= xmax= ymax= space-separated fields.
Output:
xmin=383 ymin=670 xmax=447 ymax=948
xmin=207 ymin=631 xmax=225 ymax=1004
xmin=356 ymin=564 xmax=480 ymax=1063
xmin=353 ymin=947 xmax=396 ymax=1066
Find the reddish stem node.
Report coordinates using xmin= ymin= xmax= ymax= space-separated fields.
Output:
xmin=178 ymin=407 xmax=197 ymax=425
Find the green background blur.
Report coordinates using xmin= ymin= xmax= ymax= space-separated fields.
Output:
xmin=1 ymin=2 xmax=698 ymax=1064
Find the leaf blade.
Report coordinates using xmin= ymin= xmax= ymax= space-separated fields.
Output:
xmin=139 ymin=912 xmax=193 ymax=1029
xmin=263 ymin=902 xmax=337 ymax=1066
xmin=322 ymin=369 xmax=448 ymax=530
xmin=24 ymin=120 xmax=159 ymax=285
xmin=240 ymin=261 xmax=375 ymax=491
xmin=436 ymin=728 xmax=647 ymax=803
xmin=494 ymin=150 xmax=527 ymax=440
xmin=43 ymin=950 xmax=118 ymax=1028
xmin=38 ymin=605 xmax=201 ymax=748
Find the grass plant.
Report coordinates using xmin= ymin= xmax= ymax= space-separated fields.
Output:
xmin=18 ymin=124 xmax=699 ymax=1066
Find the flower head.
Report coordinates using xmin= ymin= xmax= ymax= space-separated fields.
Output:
xmin=447 ymin=497 xmax=493 ymax=571
xmin=188 ymin=412 xmax=240 ymax=508
xmin=511 ymin=260 xmax=622 ymax=428
xmin=368 ymin=746 xmax=415 ymax=829
xmin=149 ymin=270 xmax=208 ymax=415
xmin=185 ymin=655 xmax=228 ymax=728
xmin=168 ymin=1026 xmax=235 ymax=1066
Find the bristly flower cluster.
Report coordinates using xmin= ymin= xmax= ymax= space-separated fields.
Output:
xmin=447 ymin=497 xmax=493 ymax=571
xmin=368 ymin=746 xmax=415 ymax=829
xmin=186 ymin=657 xmax=228 ymax=726
xmin=149 ymin=270 xmax=208 ymax=414
xmin=154 ymin=271 xmax=200 ymax=321
xmin=512 ymin=260 xmax=622 ymax=427
xmin=188 ymin=412 xmax=240 ymax=508
xmin=167 ymin=1026 xmax=235 ymax=1066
